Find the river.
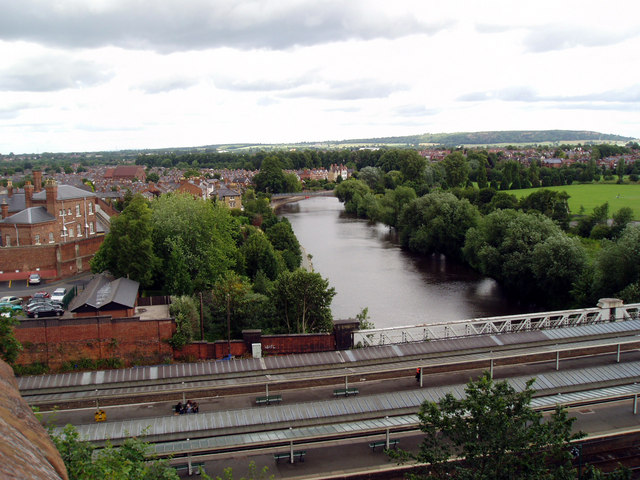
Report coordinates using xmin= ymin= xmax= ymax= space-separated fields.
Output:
xmin=279 ymin=196 xmax=533 ymax=329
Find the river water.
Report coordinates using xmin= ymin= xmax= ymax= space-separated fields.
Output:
xmin=279 ymin=196 xmax=533 ymax=329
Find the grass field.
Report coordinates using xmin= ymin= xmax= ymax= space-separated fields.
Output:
xmin=512 ymin=183 xmax=640 ymax=220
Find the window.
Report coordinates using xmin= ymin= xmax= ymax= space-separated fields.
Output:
xmin=35 ymin=234 xmax=40 ymax=245
xmin=59 ymin=209 xmax=63 ymax=216
xmin=76 ymin=204 xmax=80 ymax=216
xmin=88 ymin=202 xmax=93 ymax=215
xmin=77 ymin=224 xmax=82 ymax=237
xmin=67 ymin=208 xmax=71 ymax=216
xmin=69 ymin=227 xmax=74 ymax=238
xmin=61 ymin=229 xmax=66 ymax=239
xmin=89 ymin=222 xmax=94 ymax=234
xmin=5 ymin=235 xmax=10 ymax=247
xmin=49 ymin=232 xmax=54 ymax=243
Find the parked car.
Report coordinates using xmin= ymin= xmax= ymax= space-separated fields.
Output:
xmin=28 ymin=273 xmax=42 ymax=285
xmin=26 ymin=299 xmax=62 ymax=311
xmin=32 ymin=291 xmax=51 ymax=299
xmin=50 ymin=288 xmax=67 ymax=303
xmin=0 ymin=296 xmax=22 ymax=305
xmin=0 ymin=302 xmax=22 ymax=317
xmin=25 ymin=303 xmax=64 ymax=318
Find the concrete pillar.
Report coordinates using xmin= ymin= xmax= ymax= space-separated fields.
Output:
xmin=597 ymin=298 xmax=623 ymax=322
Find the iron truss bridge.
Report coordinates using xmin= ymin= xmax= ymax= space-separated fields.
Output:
xmin=353 ymin=300 xmax=640 ymax=347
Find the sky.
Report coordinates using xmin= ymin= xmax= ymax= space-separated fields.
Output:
xmin=1 ymin=0 xmax=639 ymax=154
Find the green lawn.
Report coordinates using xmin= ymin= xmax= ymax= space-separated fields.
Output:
xmin=511 ymin=183 xmax=640 ymax=220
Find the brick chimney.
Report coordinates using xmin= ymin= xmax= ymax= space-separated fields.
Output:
xmin=33 ymin=169 xmax=43 ymax=192
xmin=44 ymin=179 xmax=58 ymax=216
xmin=7 ymin=180 xmax=12 ymax=197
xmin=1 ymin=199 xmax=8 ymax=219
xmin=24 ymin=181 xmax=34 ymax=208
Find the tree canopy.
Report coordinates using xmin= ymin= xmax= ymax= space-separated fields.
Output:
xmin=390 ymin=372 xmax=582 ymax=480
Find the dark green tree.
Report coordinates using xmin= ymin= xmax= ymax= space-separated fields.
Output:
xmin=241 ymin=228 xmax=280 ymax=281
xmin=441 ymin=151 xmax=470 ymax=188
xmin=253 ymin=156 xmax=286 ymax=193
xmin=0 ymin=311 xmax=22 ymax=365
xmin=594 ymin=225 xmax=640 ymax=302
xmin=399 ymin=192 xmax=480 ymax=260
xmin=265 ymin=219 xmax=302 ymax=271
xmin=271 ymin=269 xmax=335 ymax=333
xmin=91 ymin=194 xmax=159 ymax=287
xmin=389 ymin=372 xmax=582 ymax=480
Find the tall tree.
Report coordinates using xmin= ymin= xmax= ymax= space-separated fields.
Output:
xmin=91 ymin=194 xmax=159 ymax=287
xmin=441 ymin=151 xmax=470 ymax=188
xmin=0 ymin=311 xmax=21 ymax=365
xmin=253 ymin=156 xmax=286 ymax=193
xmin=390 ymin=372 xmax=582 ymax=480
xmin=271 ymin=269 xmax=335 ymax=333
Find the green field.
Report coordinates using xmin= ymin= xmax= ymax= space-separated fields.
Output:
xmin=511 ymin=183 xmax=640 ymax=220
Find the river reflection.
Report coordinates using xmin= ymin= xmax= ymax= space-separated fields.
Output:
xmin=279 ymin=196 xmax=535 ymax=329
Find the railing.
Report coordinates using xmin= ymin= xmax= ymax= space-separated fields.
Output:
xmin=353 ymin=302 xmax=640 ymax=347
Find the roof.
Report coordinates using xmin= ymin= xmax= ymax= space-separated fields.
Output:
xmin=69 ymin=273 xmax=139 ymax=312
xmin=215 ymin=186 xmax=241 ymax=199
xmin=32 ymin=184 xmax=95 ymax=201
xmin=0 ymin=193 xmax=26 ymax=213
xmin=0 ymin=206 xmax=55 ymax=225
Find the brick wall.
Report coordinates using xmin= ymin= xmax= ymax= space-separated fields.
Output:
xmin=0 ymin=235 xmax=103 ymax=280
xmin=15 ymin=315 xmax=175 ymax=370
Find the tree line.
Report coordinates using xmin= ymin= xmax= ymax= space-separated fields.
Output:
xmin=90 ymin=191 xmax=336 ymax=345
xmin=335 ymin=150 xmax=640 ymax=309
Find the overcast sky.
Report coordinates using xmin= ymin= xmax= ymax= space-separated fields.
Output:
xmin=2 ymin=0 xmax=639 ymax=154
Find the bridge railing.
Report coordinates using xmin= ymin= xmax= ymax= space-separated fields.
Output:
xmin=353 ymin=302 xmax=640 ymax=347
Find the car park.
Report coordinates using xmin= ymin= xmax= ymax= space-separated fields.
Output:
xmin=0 ymin=296 xmax=22 ymax=305
xmin=26 ymin=299 xmax=62 ymax=311
xmin=28 ymin=273 xmax=42 ymax=285
xmin=25 ymin=303 xmax=64 ymax=318
xmin=51 ymin=288 xmax=67 ymax=303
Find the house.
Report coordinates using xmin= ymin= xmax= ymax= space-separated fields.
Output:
xmin=214 ymin=186 xmax=242 ymax=209
xmin=0 ymin=172 xmax=106 ymax=279
xmin=104 ymin=165 xmax=146 ymax=182
xmin=68 ymin=273 xmax=139 ymax=318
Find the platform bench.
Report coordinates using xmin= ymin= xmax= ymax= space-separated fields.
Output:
xmin=274 ymin=450 xmax=306 ymax=463
xmin=256 ymin=394 xmax=282 ymax=406
xmin=369 ymin=439 xmax=399 ymax=451
xmin=174 ymin=461 xmax=205 ymax=475
xmin=333 ymin=387 xmax=359 ymax=397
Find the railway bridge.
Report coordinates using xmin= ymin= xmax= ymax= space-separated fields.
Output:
xmin=24 ymin=299 xmax=640 ymax=478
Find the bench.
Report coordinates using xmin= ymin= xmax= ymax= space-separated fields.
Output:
xmin=369 ymin=439 xmax=399 ymax=451
xmin=274 ymin=450 xmax=306 ymax=463
xmin=256 ymin=394 xmax=282 ymax=406
xmin=333 ymin=387 xmax=359 ymax=397
xmin=174 ymin=461 xmax=206 ymax=475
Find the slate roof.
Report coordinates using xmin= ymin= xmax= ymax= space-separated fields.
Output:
xmin=215 ymin=186 xmax=241 ymax=199
xmin=69 ymin=273 xmax=139 ymax=312
xmin=0 ymin=193 xmax=26 ymax=213
xmin=32 ymin=184 xmax=96 ymax=201
xmin=0 ymin=206 xmax=55 ymax=225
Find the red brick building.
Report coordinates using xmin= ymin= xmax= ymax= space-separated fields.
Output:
xmin=0 ymin=174 xmax=106 ymax=279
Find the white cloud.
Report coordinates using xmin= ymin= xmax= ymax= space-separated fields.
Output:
xmin=0 ymin=0 xmax=639 ymax=153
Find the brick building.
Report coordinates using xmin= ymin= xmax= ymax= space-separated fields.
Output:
xmin=0 ymin=173 xmax=106 ymax=279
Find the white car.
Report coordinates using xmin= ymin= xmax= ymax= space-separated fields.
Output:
xmin=0 ymin=296 xmax=21 ymax=305
xmin=28 ymin=273 xmax=41 ymax=285
xmin=51 ymin=288 xmax=67 ymax=303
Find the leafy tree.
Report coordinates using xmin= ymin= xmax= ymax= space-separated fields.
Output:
xmin=357 ymin=166 xmax=384 ymax=191
xmin=441 ymin=151 xmax=470 ymax=188
xmin=399 ymin=192 xmax=480 ymax=260
xmin=617 ymin=159 xmax=625 ymax=183
xmin=146 ymin=172 xmax=160 ymax=183
xmin=152 ymin=194 xmax=239 ymax=294
xmin=464 ymin=209 xmax=585 ymax=303
xmin=389 ymin=372 xmax=582 ymax=480
xmin=168 ymin=295 xmax=199 ymax=348
xmin=91 ymin=194 xmax=159 ymax=287
xmin=334 ymin=178 xmax=371 ymax=205
xmin=201 ymin=461 xmax=273 ymax=480
xmin=271 ymin=269 xmax=336 ymax=333
xmin=265 ymin=219 xmax=302 ymax=271
xmin=398 ymin=150 xmax=427 ymax=182
xmin=51 ymin=424 xmax=179 ymax=480
xmin=594 ymin=225 xmax=640 ymax=302
xmin=379 ymin=186 xmax=417 ymax=228
xmin=283 ymin=172 xmax=302 ymax=192
xmin=476 ymin=155 xmax=488 ymax=189
xmin=240 ymin=228 xmax=280 ymax=281
xmin=253 ymin=156 xmax=286 ymax=193
xmin=0 ymin=310 xmax=22 ymax=365
xmin=611 ymin=207 xmax=634 ymax=238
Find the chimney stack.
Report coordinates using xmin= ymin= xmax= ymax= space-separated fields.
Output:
xmin=33 ymin=169 xmax=43 ymax=192
xmin=7 ymin=180 xmax=12 ymax=197
xmin=24 ymin=181 xmax=34 ymax=208
xmin=1 ymin=199 xmax=8 ymax=219
xmin=45 ymin=179 xmax=58 ymax=216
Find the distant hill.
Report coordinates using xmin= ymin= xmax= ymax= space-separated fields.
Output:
xmin=329 ymin=130 xmax=635 ymax=147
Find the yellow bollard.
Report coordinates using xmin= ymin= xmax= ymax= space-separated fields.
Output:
xmin=94 ymin=409 xmax=106 ymax=422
